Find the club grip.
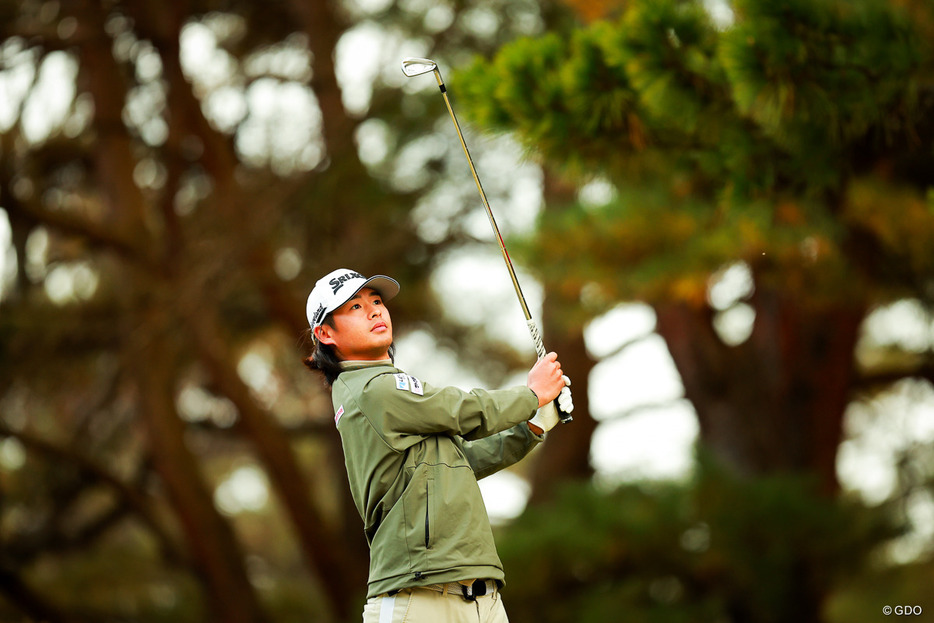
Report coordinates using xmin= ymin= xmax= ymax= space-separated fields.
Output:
xmin=527 ymin=319 xmax=547 ymax=359
xmin=528 ymin=320 xmax=573 ymax=424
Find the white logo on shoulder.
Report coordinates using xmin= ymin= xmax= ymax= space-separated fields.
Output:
xmin=394 ymin=373 xmax=423 ymax=395
xmin=334 ymin=405 xmax=344 ymax=425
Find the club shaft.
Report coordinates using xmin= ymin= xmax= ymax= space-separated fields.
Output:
xmin=415 ymin=62 xmax=571 ymax=422
xmin=430 ymin=70 xmax=545 ymax=358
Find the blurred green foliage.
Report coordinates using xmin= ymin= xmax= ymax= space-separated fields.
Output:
xmin=454 ymin=0 xmax=934 ymax=312
xmin=496 ymin=456 xmax=917 ymax=623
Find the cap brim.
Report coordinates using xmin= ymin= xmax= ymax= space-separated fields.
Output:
xmin=357 ymin=275 xmax=400 ymax=302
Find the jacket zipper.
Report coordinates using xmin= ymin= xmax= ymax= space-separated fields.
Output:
xmin=424 ymin=485 xmax=431 ymax=549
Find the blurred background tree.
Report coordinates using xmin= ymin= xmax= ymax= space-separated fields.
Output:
xmin=455 ymin=0 xmax=934 ymax=621
xmin=1 ymin=0 xmax=933 ymax=622
xmin=0 ymin=0 xmax=575 ymax=620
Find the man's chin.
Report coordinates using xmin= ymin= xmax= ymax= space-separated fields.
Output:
xmin=360 ymin=341 xmax=394 ymax=361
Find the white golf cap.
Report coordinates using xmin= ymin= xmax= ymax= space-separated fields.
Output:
xmin=306 ymin=268 xmax=400 ymax=329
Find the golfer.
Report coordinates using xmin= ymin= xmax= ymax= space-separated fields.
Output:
xmin=304 ymin=268 xmax=572 ymax=623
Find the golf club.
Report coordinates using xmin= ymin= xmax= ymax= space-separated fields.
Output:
xmin=401 ymin=57 xmax=573 ymax=423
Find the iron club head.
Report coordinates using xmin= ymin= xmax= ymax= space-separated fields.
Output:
xmin=401 ymin=57 xmax=438 ymax=77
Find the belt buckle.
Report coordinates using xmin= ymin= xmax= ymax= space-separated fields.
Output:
xmin=460 ymin=579 xmax=486 ymax=601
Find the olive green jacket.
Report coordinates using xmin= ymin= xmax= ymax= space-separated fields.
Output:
xmin=331 ymin=361 xmax=542 ymax=598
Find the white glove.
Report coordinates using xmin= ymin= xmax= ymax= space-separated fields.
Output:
xmin=529 ymin=402 xmax=560 ymax=433
xmin=528 ymin=376 xmax=573 ymax=433
xmin=557 ymin=375 xmax=573 ymax=414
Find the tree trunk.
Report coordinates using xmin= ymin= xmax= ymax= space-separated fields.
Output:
xmin=528 ymin=325 xmax=597 ymax=505
xmin=654 ymin=289 xmax=864 ymax=494
xmin=123 ymin=3 xmax=372 ymax=616
xmin=131 ymin=306 xmax=267 ymax=623
xmin=528 ymin=169 xmax=598 ymax=504
xmin=185 ymin=304 xmax=366 ymax=620
xmin=287 ymin=0 xmax=356 ymax=164
xmin=72 ymin=0 xmax=148 ymax=244
xmin=654 ymin=288 xmax=865 ymax=623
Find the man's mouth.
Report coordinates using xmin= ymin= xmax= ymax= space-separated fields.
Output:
xmin=371 ymin=322 xmax=388 ymax=332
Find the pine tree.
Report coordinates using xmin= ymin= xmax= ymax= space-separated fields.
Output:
xmin=457 ymin=0 xmax=934 ymax=493
xmin=457 ymin=2 xmax=934 ymax=620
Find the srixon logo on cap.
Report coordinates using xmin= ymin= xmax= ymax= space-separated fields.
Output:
xmin=330 ymin=271 xmax=364 ymax=294
xmin=312 ymin=303 xmax=326 ymax=326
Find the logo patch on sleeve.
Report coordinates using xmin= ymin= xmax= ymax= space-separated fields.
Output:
xmin=334 ymin=405 xmax=344 ymax=425
xmin=394 ymin=373 xmax=423 ymax=395
xmin=394 ymin=373 xmax=410 ymax=391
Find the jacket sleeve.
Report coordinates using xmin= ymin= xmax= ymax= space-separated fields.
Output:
xmin=455 ymin=423 xmax=544 ymax=480
xmin=357 ymin=372 xmax=539 ymax=443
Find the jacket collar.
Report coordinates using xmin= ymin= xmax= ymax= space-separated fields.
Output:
xmin=339 ymin=360 xmax=395 ymax=372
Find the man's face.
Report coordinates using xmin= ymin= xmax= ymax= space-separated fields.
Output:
xmin=313 ymin=287 xmax=393 ymax=361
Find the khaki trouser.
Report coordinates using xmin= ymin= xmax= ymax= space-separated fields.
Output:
xmin=362 ymin=584 xmax=509 ymax=623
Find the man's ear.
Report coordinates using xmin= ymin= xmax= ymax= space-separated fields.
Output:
xmin=314 ymin=324 xmax=337 ymax=346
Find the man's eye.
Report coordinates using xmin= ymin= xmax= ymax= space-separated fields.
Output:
xmin=351 ymin=303 xmax=361 ymax=310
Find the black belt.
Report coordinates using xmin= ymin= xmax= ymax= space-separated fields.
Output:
xmin=389 ymin=579 xmax=496 ymax=601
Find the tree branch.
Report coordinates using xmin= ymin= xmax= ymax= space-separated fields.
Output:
xmin=0 ymin=423 xmax=183 ymax=566
xmin=0 ymin=564 xmax=73 ymax=623
xmin=187 ymin=418 xmax=334 ymax=436
xmin=853 ymin=362 xmax=934 ymax=392
xmin=598 ymin=398 xmax=693 ymax=422
xmin=7 ymin=201 xmax=150 ymax=266
xmin=599 ymin=332 xmax=656 ymax=361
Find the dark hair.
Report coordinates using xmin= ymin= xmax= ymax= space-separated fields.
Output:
xmin=302 ymin=315 xmax=395 ymax=387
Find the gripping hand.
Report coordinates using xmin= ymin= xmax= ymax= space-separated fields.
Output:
xmin=529 ymin=375 xmax=572 ymax=433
